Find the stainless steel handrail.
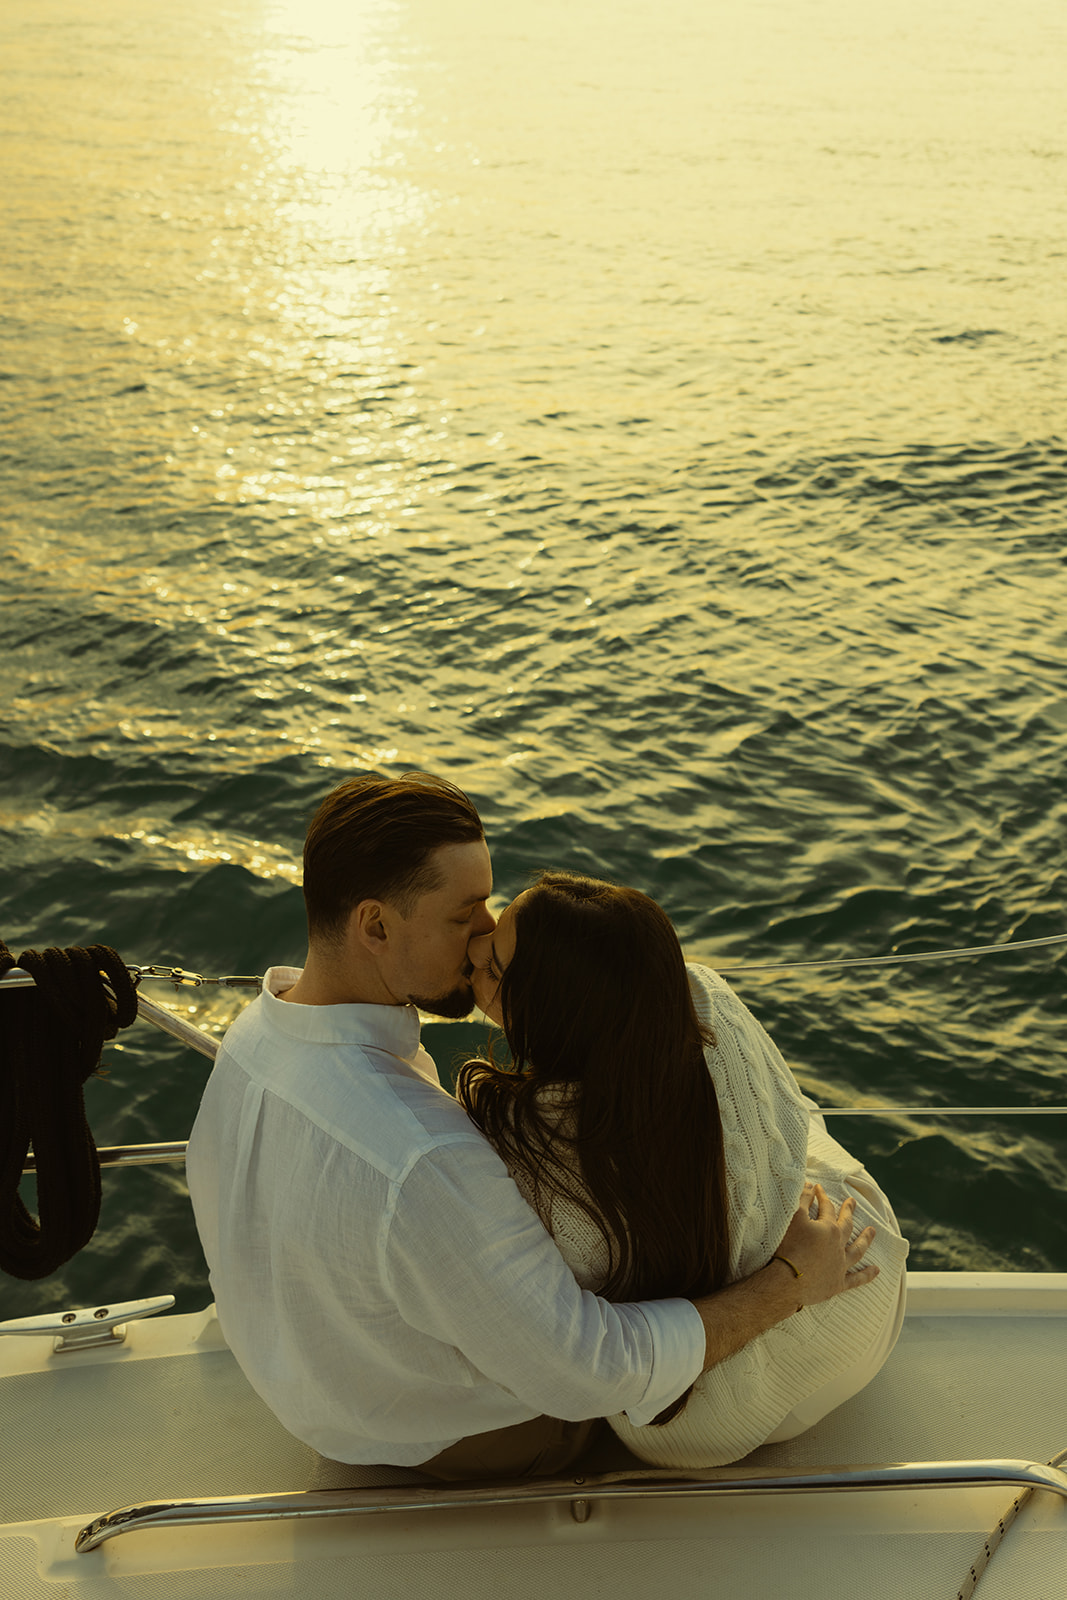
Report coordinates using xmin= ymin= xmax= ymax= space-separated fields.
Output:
xmin=21 ymin=1100 xmax=1067 ymax=1178
xmin=74 ymin=1458 xmax=1067 ymax=1553
xmin=22 ymin=1142 xmax=191 ymax=1174
xmin=132 ymin=995 xmax=218 ymax=1060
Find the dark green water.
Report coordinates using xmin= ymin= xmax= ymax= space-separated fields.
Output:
xmin=2 ymin=0 xmax=1066 ymax=1318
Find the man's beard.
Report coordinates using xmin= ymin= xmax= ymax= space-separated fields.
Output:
xmin=407 ymin=980 xmax=476 ymax=1020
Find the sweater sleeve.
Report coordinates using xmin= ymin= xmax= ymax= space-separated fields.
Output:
xmin=685 ymin=964 xmax=809 ymax=1279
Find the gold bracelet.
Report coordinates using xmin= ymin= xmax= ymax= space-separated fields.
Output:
xmin=770 ymin=1253 xmax=802 ymax=1279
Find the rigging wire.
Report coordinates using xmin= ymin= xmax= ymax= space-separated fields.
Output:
xmin=4 ymin=935 xmax=1067 ymax=1131
xmin=0 ymin=931 xmax=1065 ymax=992
xmin=715 ymin=930 xmax=1067 ymax=975
xmin=0 ymin=928 xmax=1067 ymax=985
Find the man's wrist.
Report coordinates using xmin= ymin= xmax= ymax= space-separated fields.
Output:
xmin=692 ymin=1262 xmax=804 ymax=1372
xmin=756 ymin=1258 xmax=805 ymax=1317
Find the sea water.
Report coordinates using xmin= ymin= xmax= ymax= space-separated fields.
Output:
xmin=1 ymin=0 xmax=1065 ymax=1315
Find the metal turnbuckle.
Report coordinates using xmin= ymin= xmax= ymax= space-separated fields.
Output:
xmin=130 ymin=966 xmax=206 ymax=989
xmin=128 ymin=967 xmax=262 ymax=992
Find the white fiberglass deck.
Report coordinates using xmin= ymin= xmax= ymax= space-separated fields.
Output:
xmin=1 ymin=1273 xmax=1065 ymax=1600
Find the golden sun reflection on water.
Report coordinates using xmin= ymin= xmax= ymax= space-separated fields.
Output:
xmin=253 ymin=0 xmax=430 ymax=235
xmin=192 ymin=0 xmax=441 ymax=530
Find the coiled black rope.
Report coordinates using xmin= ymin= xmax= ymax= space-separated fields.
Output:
xmin=0 ymin=940 xmax=138 ymax=1280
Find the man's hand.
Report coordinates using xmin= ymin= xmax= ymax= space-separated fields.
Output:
xmin=770 ymin=1181 xmax=878 ymax=1308
xmin=691 ymin=1181 xmax=878 ymax=1372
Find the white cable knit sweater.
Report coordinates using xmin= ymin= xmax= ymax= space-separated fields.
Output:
xmin=495 ymin=963 xmax=909 ymax=1467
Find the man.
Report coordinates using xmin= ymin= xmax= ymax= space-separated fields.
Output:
xmin=186 ymin=771 xmax=877 ymax=1479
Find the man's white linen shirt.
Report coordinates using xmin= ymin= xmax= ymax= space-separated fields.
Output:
xmin=185 ymin=968 xmax=704 ymax=1466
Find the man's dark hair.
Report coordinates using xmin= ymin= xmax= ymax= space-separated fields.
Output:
xmin=302 ymin=771 xmax=485 ymax=942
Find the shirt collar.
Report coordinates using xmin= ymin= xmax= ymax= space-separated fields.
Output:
xmin=260 ymin=965 xmax=424 ymax=1066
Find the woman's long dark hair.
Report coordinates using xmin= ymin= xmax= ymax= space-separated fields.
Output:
xmin=456 ymin=872 xmax=730 ymax=1317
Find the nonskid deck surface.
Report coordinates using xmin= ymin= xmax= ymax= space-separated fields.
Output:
xmin=2 ymin=1274 xmax=1066 ymax=1600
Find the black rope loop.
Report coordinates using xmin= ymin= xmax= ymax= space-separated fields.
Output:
xmin=0 ymin=939 xmax=139 ymax=1280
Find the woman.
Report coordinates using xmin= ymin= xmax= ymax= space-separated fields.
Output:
xmin=457 ymin=871 xmax=908 ymax=1468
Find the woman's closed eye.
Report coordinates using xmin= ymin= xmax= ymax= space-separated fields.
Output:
xmin=472 ymin=940 xmax=500 ymax=980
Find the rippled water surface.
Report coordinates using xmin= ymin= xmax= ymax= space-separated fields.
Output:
xmin=2 ymin=0 xmax=1065 ymax=1316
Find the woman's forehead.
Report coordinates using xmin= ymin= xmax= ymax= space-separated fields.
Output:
xmin=492 ymin=892 xmax=529 ymax=960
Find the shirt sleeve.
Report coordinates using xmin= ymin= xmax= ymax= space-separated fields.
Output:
xmin=381 ymin=1137 xmax=706 ymax=1427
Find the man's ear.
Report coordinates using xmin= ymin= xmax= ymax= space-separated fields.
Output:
xmin=349 ymin=899 xmax=388 ymax=950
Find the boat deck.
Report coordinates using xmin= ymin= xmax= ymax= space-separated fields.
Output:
xmin=2 ymin=1272 xmax=1065 ymax=1600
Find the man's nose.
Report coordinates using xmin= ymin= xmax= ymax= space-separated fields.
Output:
xmin=472 ymin=904 xmax=497 ymax=936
